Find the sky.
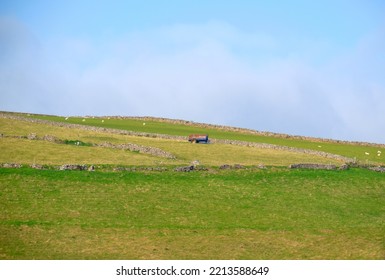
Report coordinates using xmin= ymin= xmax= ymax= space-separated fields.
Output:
xmin=1 ymin=0 xmax=385 ymax=143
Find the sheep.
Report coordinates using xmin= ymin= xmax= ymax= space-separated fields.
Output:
xmin=365 ymin=152 xmax=370 ymax=155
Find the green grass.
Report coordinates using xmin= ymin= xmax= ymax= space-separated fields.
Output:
xmin=0 ymin=167 xmax=384 ymax=259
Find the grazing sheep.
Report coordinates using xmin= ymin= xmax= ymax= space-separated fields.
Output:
xmin=365 ymin=152 xmax=370 ymax=155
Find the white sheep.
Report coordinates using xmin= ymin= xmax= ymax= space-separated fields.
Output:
xmin=365 ymin=152 xmax=370 ymax=155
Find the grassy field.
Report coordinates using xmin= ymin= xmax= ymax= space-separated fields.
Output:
xmin=1 ymin=112 xmax=385 ymax=259
xmin=0 ymin=167 xmax=384 ymax=259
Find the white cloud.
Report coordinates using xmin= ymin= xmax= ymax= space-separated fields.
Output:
xmin=1 ymin=17 xmax=385 ymax=143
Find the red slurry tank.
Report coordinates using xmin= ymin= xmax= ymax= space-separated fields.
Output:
xmin=188 ymin=134 xmax=209 ymax=143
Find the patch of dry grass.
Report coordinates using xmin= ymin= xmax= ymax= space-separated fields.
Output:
xmin=0 ymin=138 xmax=177 ymax=165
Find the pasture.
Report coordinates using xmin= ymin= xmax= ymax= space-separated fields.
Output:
xmin=27 ymin=113 xmax=385 ymax=165
xmin=1 ymin=112 xmax=384 ymax=259
xmin=1 ymin=167 xmax=384 ymax=259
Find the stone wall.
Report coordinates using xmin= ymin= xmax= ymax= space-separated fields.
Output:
xmin=212 ymin=139 xmax=354 ymax=163
xmin=289 ymin=163 xmax=337 ymax=170
xmin=96 ymin=142 xmax=175 ymax=159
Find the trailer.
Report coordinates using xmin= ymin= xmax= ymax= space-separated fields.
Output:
xmin=188 ymin=134 xmax=209 ymax=143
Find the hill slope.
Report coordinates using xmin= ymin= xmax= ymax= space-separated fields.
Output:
xmin=2 ymin=111 xmax=385 ymax=167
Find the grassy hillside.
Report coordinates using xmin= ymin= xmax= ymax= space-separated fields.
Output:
xmin=26 ymin=113 xmax=385 ymax=165
xmin=1 ymin=112 xmax=385 ymax=259
xmin=0 ymin=115 xmax=346 ymax=167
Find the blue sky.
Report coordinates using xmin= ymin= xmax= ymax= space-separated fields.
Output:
xmin=1 ymin=0 xmax=385 ymax=143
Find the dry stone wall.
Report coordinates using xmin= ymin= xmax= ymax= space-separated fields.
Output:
xmin=289 ymin=163 xmax=337 ymax=170
xmin=96 ymin=142 xmax=175 ymax=159
xmin=212 ymin=139 xmax=354 ymax=163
